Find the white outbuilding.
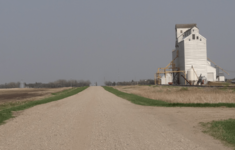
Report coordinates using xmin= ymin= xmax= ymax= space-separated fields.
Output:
xmin=161 ymin=73 xmax=173 ymax=85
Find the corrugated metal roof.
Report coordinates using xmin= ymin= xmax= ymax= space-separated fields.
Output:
xmin=175 ymin=24 xmax=197 ymax=29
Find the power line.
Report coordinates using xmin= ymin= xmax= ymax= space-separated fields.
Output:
xmin=223 ymin=69 xmax=235 ymax=73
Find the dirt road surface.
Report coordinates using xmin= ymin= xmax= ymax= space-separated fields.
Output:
xmin=0 ymin=87 xmax=234 ymax=150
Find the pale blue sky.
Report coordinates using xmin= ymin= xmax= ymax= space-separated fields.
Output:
xmin=0 ymin=0 xmax=234 ymax=85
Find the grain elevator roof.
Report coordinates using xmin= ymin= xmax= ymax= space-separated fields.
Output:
xmin=175 ymin=24 xmax=197 ymax=29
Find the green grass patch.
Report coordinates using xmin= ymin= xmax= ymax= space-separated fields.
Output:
xmin=159 ymin=85 xmax=180 ymax=89
xmin=231 ymin=88 xmax=235 ymax=92
xmin=0 ymin=87 xmax=88 ymax=125
xmin=223 ymin=82 xmax=231 ymax=87
xmin=179 ymin=87 xmax=188 ymax=91
xmin=104 ymin=86 xmax=168 ymax=106
xmin=103 ymin=86 xmax=235 ymax=107
xmin=219 ymin=87 xmax=229 ymax=91
xmin=51 ymin=88 xmax=75 ymax=95
xmin=201 ymin=119 xmax=235 ymax=149
xmin=0 ymin=102 xmax=25 ymax=111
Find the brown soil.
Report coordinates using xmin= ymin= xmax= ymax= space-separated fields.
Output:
xmin=0 ymin=88 xmax=71 ymax=104
xmin=0 ymin=87 xmax=234 ymax=150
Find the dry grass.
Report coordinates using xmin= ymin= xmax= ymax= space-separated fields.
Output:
xmin=114 ymin=86 xmax=235 ymax=103
xmin=0 ymin=87 xmax=72 ymax=105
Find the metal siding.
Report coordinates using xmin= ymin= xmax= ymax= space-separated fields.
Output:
xmin=178 ymin=41 xmax=185 ymax=85
xmin=207 ymin=73 xmax=214 ymax=81
xmin=207 ymin=65 xmax=216 ymax=81
xmin=184 ymin=35 xmax=207 ymax=82
xmin=172 ymin=49 xmax=179 ymax=70
xmin=219 ymin=76 xmax=225 ymax=82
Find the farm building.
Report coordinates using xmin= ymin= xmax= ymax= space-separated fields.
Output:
xmin=156 ymin=24 xmax=226 ymax=85
xmin=231 ymin=79 xmax=235 ymax=84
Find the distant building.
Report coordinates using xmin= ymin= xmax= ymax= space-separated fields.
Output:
xmin=171 ymin=24 xmax=217 ymax=85
xmin=20 ymin=81 xmax=25 ymax=88
xmin=215 ymin=66 xmax=225 ymax=82
xmin=231 ymin=79 xmax=235 ymax=84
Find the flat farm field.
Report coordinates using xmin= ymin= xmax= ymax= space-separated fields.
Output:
xmin=114 ymin=85 xmax=235 ymax=103
xmin=0 ymin=88 xmax=71 ymax=106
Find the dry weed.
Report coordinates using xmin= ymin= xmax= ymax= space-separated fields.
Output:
xmin=115 ymin=86 xmax=235 ymax=103
xmin=0 ymin=87 xmax=71 ymax=104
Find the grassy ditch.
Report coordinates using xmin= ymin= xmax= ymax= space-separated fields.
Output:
xmin=51 ymin=88 xmax=74 ymax=95
xmin=103 ymin=86 xmax=235 ymax=107
xmin=201 ymin=119 xmax=235 ymax=149
xmin=0 ymin=87 xmax=88 ymax=125
xmin=103 ymin=86 xmax=168 ymax=106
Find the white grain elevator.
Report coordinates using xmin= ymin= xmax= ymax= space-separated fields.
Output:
xmin=172 ymin=24 xmax=216 ymax=85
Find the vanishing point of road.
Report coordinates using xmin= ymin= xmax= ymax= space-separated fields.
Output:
xmin=0 ymin=87 xmax=234 ymax=150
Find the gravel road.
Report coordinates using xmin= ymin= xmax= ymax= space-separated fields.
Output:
xmin=0 ymin=87 xmax=234 ymax=150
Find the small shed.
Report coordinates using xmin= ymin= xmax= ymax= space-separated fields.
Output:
xmin=231 ymin=80 xmax=235 ymax=84
xmin=161 ymin=73 xmax=173 ymax=85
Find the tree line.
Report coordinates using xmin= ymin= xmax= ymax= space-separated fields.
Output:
xmin=105 ymin=79 xmax=154 ymax=86
xmin=0 ymin=82 xmax=21 ymax=88
xmin=0 ymin=80 xmax=91 ymax=88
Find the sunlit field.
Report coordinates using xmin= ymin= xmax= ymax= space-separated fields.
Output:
xmin=114 ymin=85 xmax=235 ymax=103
